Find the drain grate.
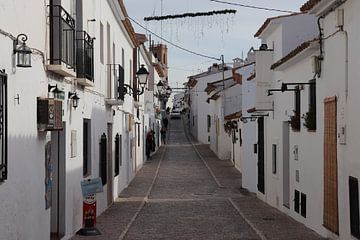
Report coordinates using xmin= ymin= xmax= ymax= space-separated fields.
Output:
xmin=262 ymin=217 xmax=275 ymax=221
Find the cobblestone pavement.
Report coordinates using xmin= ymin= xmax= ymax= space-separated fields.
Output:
xmin=71 ymin=118 xmax=325 ymax=240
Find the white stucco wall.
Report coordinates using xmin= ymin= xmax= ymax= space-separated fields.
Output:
xmin=0 ymin=0 xmax=153 ymax=239
xmin=315 ymin=1 xmax=360 ymax=238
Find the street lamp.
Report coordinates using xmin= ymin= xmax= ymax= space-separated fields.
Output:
xmin=136 ymin=64 xmax=149 ymax=88
xmin=68 ymin=92 xmax=80 ymax=109
xmin=13 ymin=34 xmax=32 ymax=68
xmin=156 ymin=81 xmax=165 ymax=95
xmin=48 ymin=84 xmax=62 ymax=99
xmin=124 ymin=64 xmax=149 ymax=96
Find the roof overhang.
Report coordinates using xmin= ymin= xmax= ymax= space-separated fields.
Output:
xmin=307 ymin=0 xmax=341 ymax=16
xmin=224 ymin=111 xmax=241 ymax=121
xmin=271 ymin=39 xmax=319 ymax=71
xmin=247 ymin=73 xmax=256 ymax=81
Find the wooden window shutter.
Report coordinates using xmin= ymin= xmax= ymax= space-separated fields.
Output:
xmin=323 ymin=96 xmax=338 ymax=233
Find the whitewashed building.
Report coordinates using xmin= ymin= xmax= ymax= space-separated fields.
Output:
xmin=0 ymin=0 xmax=162 ymax=239
xmin=251 ymin=9 xmax=321 ymax=233
xmin=301 ymin=0 xmax=360 ymax=239
xmin=187 ymin=64 xmax=233 ymax=156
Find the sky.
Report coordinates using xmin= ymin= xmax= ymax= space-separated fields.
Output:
xmin=123 ymin=0 xmax=307 ymax=89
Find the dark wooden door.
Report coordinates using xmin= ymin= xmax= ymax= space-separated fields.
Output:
xmin=257 ymin=117 xmax=265 ymax=194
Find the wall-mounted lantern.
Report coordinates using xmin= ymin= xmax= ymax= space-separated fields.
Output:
xmin=124 ymin=64 xmax=149 ymax=96
xmin=48 ymin=84 xmax=62 ymax=99
xmin=68 ymin=92 xmax=80 ymax=109
xmin=13 ymin=34 xmax=32 ymax=68
xmin=136 ymin=64 xmax=149 ymax=88
xmin=156 ymin=81 xmax=165 ymax=95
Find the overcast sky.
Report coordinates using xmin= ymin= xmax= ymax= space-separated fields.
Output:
xmin=124 ymin=0 xmax=306 ymax=88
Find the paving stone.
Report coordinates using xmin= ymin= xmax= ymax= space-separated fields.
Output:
xmin=71 ymin=118 xmax=325 ymax=240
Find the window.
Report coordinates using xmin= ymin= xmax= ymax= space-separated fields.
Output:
xmin=117 ymin=65 xmax=125 ymax=100
xmin=130 ymin=59 xmax=132 ymax=90
xmin=0 ymin=70 xmax=7 ymax=182
xmin=349 ymin=176 xmax=360 ymax=238
xmin=207 ymin=115 xmax=211 ymax=133
xmin=294 ymin=189 xmax=307 ymax=218
xmin=291 ymin=86 xmax=301 ymax=131
xmin=121 ymin=48 xmax=125 ymax=69
xmin=239 ymin=129 xmax=242 ymax=147
xmin=114 ymin=134 xmax=120 ymax=176
xmin=301 ymin=193 xmax=307 ymax=218
xmin=49 ymin=4 xmax=76 ymax=69
xmin=100 ymin=22 xmax=104 ymax=64
xmin=294 ymin=190 xmax=300 ymax=213
xmin=306 ymin=79 xmax=316 ymax=130
xmin=100 ymin=133 xmax=107 ymax=185
xmin=83 ymin=119 xmax=91 ymax=177
xmin=76 ymin=31 xmax=94 ymax=81
xmin=138 ymin=124 xmax=140 ymax=147
xmin=272 ymin=144 xmax=277 ymax=174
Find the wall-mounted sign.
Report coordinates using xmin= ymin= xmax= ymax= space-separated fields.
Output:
xmin=80 ymin=178 xmax=103 ymax=197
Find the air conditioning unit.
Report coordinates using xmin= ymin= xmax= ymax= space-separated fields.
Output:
xmin=37 ymin=98 xmax=63 ymax=131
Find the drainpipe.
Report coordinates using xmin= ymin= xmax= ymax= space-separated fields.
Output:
xmin=340 ymin=28 xmax=349 ymax=101
xmin=317 ymin=16 xmax=324 ymax=63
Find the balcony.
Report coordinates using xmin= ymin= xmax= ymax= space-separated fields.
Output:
xmin=47 ymin=5 xmax=76 ymax=77
xmin=105 ymin=65 xmax=125 ymax=106
xmin=76 ymin=31 xmax=94 ymax=87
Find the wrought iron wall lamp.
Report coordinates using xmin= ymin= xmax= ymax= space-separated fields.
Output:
xmin=13 ymin=34 xmax=32 ymax=68
xmin=124 ymin=64 xmax=149 ymax=96
xmin=68 ymin=92 xmax=80 ymax=109
xmin=48 ymin=84 xmax=62 ymax=99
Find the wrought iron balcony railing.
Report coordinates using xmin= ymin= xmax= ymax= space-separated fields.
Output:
xmin=76 ymin=31 xmax=94 ymax=81
xmin=49 ymin=5 xmax=76 ymax=69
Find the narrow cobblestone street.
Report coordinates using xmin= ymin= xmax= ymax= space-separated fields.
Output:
xmin=72 ymin=118 xmax=325 ymax=240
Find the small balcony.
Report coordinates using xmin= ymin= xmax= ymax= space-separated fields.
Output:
xmin=76 ymin=31 xmax=94 ymax=87
xmin=105 ymin=65 xmax=125 ymax=106
xmin=47 ymin=5 xmax=76 ymax=77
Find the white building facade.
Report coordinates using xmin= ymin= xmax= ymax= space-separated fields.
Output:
xmin=0 ymin=0 xmax=162 ymax=239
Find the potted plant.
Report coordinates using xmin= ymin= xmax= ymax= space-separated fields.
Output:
xmin=289 ymin=110 xmax=301 ymax=131
xmin=302 ymin=106 xmax=316 ymax=131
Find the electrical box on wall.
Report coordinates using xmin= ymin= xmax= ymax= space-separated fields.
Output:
xmin=37 ymin=98 xmax=63 ymax=131
xmin=337 ymin=9 xmax=344 ymax=28
xmin=312 ymin=56 xmax=321 ymax=75
xmin=296 ymin=170 xmax=300 ymax=183
xmin=339 ymin=125 xmax=346 ymax=145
